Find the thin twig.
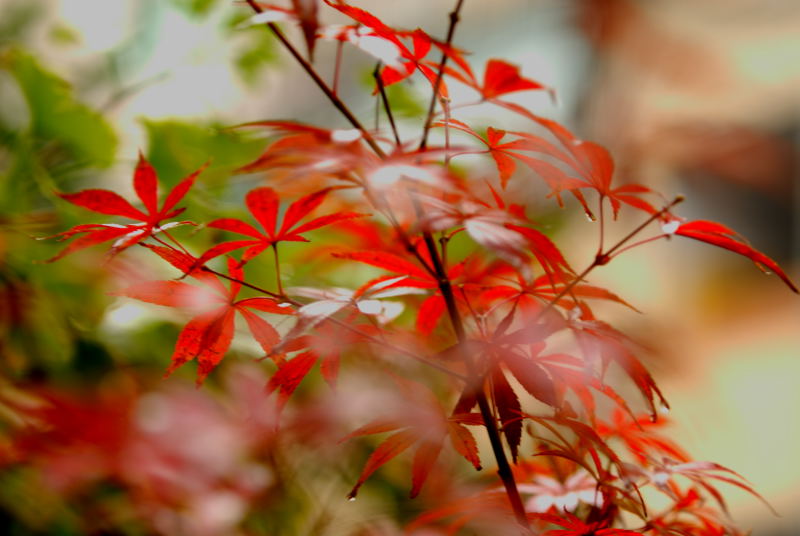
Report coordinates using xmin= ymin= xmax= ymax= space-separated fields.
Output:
xmin=442 ymin=96 xmax=454 ymax=167
xmin=535 ymin=196 xmax=684 ymax=322
xmin=333 ymin=39 xmax=344 ymax=95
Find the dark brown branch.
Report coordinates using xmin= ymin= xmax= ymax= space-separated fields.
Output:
xmin=418 ymin=0 xmax=465 ymax=151
xmin=420 ymin=224 xmax=530 ymax=528
xmin=373 ymin=62 xmax=402 ymax=147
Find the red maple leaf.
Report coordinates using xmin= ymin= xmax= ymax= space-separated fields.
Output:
xmin=673 ymin=219 xmax=798 ymax=293
xmin=44 ymin=154 xmax=205 ymax=262
xmin=596 ymin=409 xmax=689 ymax=464
xmin=530 ymin=511 xmax=644 ymax=535
xmin=441 ymin=118 xmax=657 ymax=217
xmin=341 ymin=378 xmax=482 ymax=499
xmin=115 ymin=255 xmax=294 ymax=384
xmin=444 ymin=58 xmax=550 ymax=101
xmin=197 ymin=186 xmax=364 ymax=266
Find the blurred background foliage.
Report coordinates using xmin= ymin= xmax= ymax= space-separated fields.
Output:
xmin=0 ymin=0 xmax=798 ymax=534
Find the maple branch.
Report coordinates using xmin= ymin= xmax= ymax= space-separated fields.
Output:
xmin=244 ymin=0 xmax=386 ymax=158
xmin=373 ymin=62 xmax=402 ymax=147
xmin=419 ymin=219 xmax=530 ymax=528
xmin=419 ymin=0 xmax=465 ymax=151
xmin=201 ymin=266 xmax=285 ymax=300
xmin=602 ymin=196 xmax=683 ymax=258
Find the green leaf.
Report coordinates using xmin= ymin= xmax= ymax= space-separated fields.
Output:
xmin=142 ymin=119 xmax=266 ymax=186
xmin=169 ymin=0 xmax=219 ymax=18
xmin=4 ymin=50 xmax=117 ymax=168
xmin=230 ymin=26 xmax=278 ymax=85
xmin=384 ymin=83 xmax=425 ymax=119
xmin=7 ymin=50 xmax=117 ymax=167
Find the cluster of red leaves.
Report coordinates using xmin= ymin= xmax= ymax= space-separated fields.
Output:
xmin=2 ymin=368 xmax=278 ymax=534
xmin=42 ymin=1 xmax=796 ymax=534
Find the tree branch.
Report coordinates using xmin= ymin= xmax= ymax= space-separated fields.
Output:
xmin=245 ymin=0 xmax=386 ymax=158
xmin=373 ymin=62 xmax=401 ymax=147
xmin=419 ymin=0 xmax=465 ymax=151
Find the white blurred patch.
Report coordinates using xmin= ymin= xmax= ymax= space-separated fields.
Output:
xmin=331 ymin=128 xmax=363 ymax=144
xmin=192 ymin=491 xmax=246 ymax=531
xmin=243 ymin=9 xmax=293 ymax=28
xmin=369 ymin=164 xmax=437 ymax=189
xmin=59 ymin=0 xmax=130 ymax=51
xmin=661 ymin=220 xmax=680 ymax=234
xmin=135 ymin=392 xmax=172 ymax=434
xmin=103 ymin=301 xmax=151 ymax=330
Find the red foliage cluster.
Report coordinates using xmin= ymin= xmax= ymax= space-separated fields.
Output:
xmin=41 ymin=1 xmax=795 ymax=534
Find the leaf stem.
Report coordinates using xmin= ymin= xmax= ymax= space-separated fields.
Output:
xmin=272 ymin=243 xmax=284 ymax=295
xmin=596 ymin=195 xmax=606 ymax=257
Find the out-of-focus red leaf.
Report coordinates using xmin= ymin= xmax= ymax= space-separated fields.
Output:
xmin=332 ymin=250 xmax=431 ymax=280
xmin=347 ymin=429 xmax=417 ymax=499
xmin=416 ymin=294 xmax=446 ymax=335
xmin=532 ymin=276 xmax=641 ymax=312
xmin=531 ymin=510 xmax=645 ymax=535
xmin=506 ymin=224 xmax=574 ymax=282
xmin=410 ymin=439 xmax=444 ymax=498
xmin=111 ymin=280 xmax=210 ymax=308
xmin=481 ymin=59 xmax=547 ymax=100
xmin=447 ymin=421 xmax=482 ymax=470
